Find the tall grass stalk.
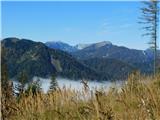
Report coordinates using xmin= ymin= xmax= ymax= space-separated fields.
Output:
xmin=3 ymin=73 xmax=160 ymax=120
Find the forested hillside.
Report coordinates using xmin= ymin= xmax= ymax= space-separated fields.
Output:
xmin=1 ymin=38 xmax=109 ymax=80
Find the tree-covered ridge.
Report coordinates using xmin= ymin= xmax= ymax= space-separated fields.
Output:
xmin=1 ymin=38 xmax=56 ymax=79
xmin=73 ymin=41 xmax=154 ymax=73
xmin=1 ymin=38 xmax=109 ymax=81
xmin=82 ymin=58 xmax=136 ymax=80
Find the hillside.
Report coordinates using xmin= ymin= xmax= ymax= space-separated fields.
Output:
xmin=73 ymin=41 xmax=154 ymax=73
xmin=45 ymin=40 xmax=155 ymax=74
xmin=1 ymin=38 xmax=109 ymax=81
xmin=82 ymin=58 xmax=136 ymax=80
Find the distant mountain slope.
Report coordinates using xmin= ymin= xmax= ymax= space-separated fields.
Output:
xmin=75 ymin=41 xmax=112 ymax=50
xmin=73 ymin=42 xmax=151 ymax=62
xmin=82 ymin=58 xmax=136 ymax=80
xmin=75 ymin=43 xmax=92 ymax=50
xmin=1 ymin=38 xmax=110 ymax=81
xmin=45 ymin=41 xmax=113 ymax=52
xmin=73 ymin=41 xmax=153 ymax=73
xmin=2 ymin=38 xmax=158 ymax=81
xmin=45 ymin=41 xmax=77 ymax=53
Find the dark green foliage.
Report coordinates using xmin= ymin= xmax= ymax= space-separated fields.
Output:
xmin=1 ymin=38 xmax=56 ymax=79
xmin=25 ymin=78 xmax=42 ymax=96
xmin=49 ymin=49 xmax=108 ymax=80
xmin=49 ymin=75 xmax=58 ymax=91
xmin=17 ymin=71 xmax=28 ymax=94
xmin=73 ymin=42 xmax=154 ymax=74
xmin=14 ymin=71 xmax=29 ymax=98
xmin=1 ymin=38 xmax=109 ymax=81
xmin=82 ymin=58 xmax=136 ymax=80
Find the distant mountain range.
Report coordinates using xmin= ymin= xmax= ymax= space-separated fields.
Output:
xmin=45 ymin=41 xmax=77 ymax=53
xmin=2 ymin=38 xmax=110 ymax=81
xmin=73 ymin=41 xmax=156 ymax=73
xmin=2 ymin=37 xmax=159 ymax=81
xmin=46 ymin=40 xmax=160 ymax=74
xmin=73 ymin=41 xmax=153 ymax=62
xmin=45 ymin=41 xmax=112 ymax=52
xmin=45 ymin=41 xmax=93 ymax=52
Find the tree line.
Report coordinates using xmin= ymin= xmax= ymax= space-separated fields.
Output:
xmin=1 ymin=60 xmax=58 ymax=120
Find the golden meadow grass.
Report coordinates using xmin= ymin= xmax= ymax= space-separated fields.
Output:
xmin=6 ymin=73 xmax=160 ymax=120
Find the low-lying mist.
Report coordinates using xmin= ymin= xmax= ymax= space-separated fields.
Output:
xmin=13 ymin=77 xmax=123 ymax=93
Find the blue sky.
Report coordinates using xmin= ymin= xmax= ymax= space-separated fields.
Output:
xmin=2 ymin=1 xmax=159 ymax=50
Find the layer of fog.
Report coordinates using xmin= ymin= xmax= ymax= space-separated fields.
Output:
xmin=13 ymin=77 xmax=124 ymax=93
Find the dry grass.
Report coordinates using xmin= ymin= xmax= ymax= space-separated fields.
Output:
xmin=5 ymin=73 xmax=160 ymax=120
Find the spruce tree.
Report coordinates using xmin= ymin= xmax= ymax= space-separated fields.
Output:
xmin=49 ymin=75 xmax=58 ymax=91
xmin=139 ymin=0 xmax=159 ymax=75
xmin=15 ymin=71 xmax=28 ymax=96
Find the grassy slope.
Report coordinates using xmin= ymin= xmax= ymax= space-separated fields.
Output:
xmin=8 ymin=73 xmax=160 ymax=120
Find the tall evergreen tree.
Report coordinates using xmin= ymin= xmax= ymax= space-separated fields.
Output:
xmin=139 ymin=0 xmax=159 ymax=75
xmin=49 ymin=75 xmax=58 ymax=91
xmin=15 ymin=71 xmax=28 ymax=96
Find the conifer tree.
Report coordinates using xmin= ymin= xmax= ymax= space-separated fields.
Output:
xmin=139 ymin=0 xmax=159 ymax=75
xmin=49 ymin=75 xmax=58 ymax=91
xmin=15 ymin=71 xmax=28 ymax=96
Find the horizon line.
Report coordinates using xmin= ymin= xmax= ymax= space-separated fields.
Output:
xmin=2 ymin=36 xmax=154 ymax=51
